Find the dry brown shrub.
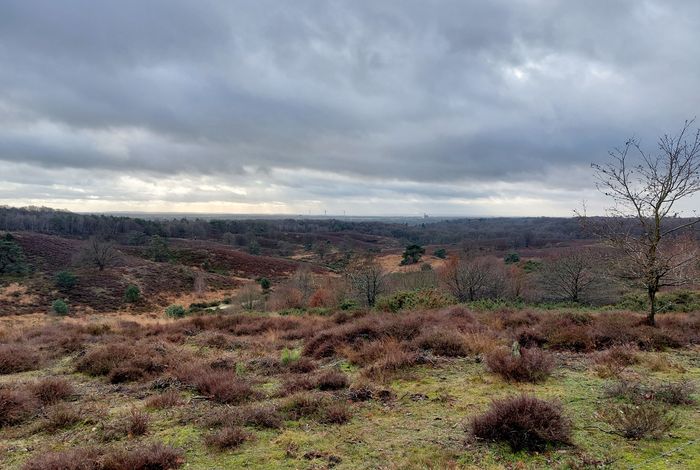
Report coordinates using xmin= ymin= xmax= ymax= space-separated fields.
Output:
xmin=597 ymin=403 xmax=676 ymax=440
xmin=0 ymin=343 xmax=41 ymax=374
xmin=0 ymin=387 xmax=39 ymax=426
xmin=485 ymin=347 xmax=554 ymax=383
xmin=43 ymin=403 xmax=82 ymax=431
xmin=414 ymin=328 xmax=469 ymax=357
xmin=204 ymin=426 xmax=253 ymax=451
xmin=145 ymin=390 xmax=183 ymax=410
xmin=31 ymin=376 xmax=75 ymax=405
xmin=471 ymin=395 xmax=572 ymax=451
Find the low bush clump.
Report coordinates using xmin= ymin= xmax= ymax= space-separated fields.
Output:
xmin=76 ymin=343 xmax=167 ymax=382
xmin=202 ymin=405 xmax=284 ymax=430
xmin=604 ymin=379 xmax=696 ymax=406
xmin=103 ymin=443 xmax=185 ymax=470
xmin=165 ymin=304 xmax=187 ymax=318
xmin=0 ymin=343 xmax=40 ymax=374
xmin=0 ymin=387 xmax=39 ymax=426
xmin=593 ymin=344 xmax=640 ymax=376
xmin=204 ymin=426 xmax=253 ymax=451
xmin=315 ymin=370 xmax=349 ymax=391
xmin=414 ymin=329 xmax=469 ymax=357
xmin=43 ymin=403 xmax=82 ymax=431
xmin=124 ymin=285 xmax=141 ymax=303
xmin=52 ymin=299 xmax=69 ymax=315
xmin=22 ymin=443 xmax=184 ymax=470
xmin=31 ymin=377 xmax=75 ymax=405
xmin=471 ymin=395 xmax=572 ymax=451
xmin=485 ymin=346 xmax=554 ymax=383
xmin=177 ymin=367 xmax=257 ymax=405
xmin=54 ymin=271 xmax=77 ymax=291
xmin=598 ymin=403 xmax=676 ymax=440
xmin=127 ymin=409 xmax=150 ymax=436
xmin=145 ymin=390 xmax=183 ymax=409
xmin=319 ymin=402 xmax=352 ymax=424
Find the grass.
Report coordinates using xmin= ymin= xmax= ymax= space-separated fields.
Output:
xmin=0 ymin=311 xmax=698 ymax=469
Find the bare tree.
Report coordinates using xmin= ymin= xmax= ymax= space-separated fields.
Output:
xmin=290 ymin=265 xmax=315 ymax=303
xmin=438 ymin=256 xmax=496 ymax=302
xmin=81 ymin=236 xmax=120 ymax=271
xmin=541 ymin=249 xmax=599 ymax=303
xmin=589 ymin=120 xmax=700 ymax=325
xmin=346 ymin=255 xmax=386 ymax=307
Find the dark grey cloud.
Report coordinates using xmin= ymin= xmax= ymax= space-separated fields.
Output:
xmin=1 ymin=0 xmax=699 ymax=214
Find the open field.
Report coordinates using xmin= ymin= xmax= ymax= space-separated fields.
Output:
xmin=1 ymin=307 xmax=698 ymax=469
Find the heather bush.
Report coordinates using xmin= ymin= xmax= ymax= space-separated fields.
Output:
xmin=0 ymin=343 xmax=40 ymax=374
xmin=598 ymin=403 xmax=676 ymax=440
xmin=43 ymin=403 xmax=82 ymax=431
xmin=485 ymin=346 xmax=554 ymax=383
xmin=471 ymin=395 xmax=572 ymax=451
xmin=0 ymin=387 xmax=39 ymax=426
xmin=204 ymin=426 xmax=253 ymax=451
xmin=145 ymin=390 xmax=183 ymax=409
xmin=31 ymin=376 xmax=75 ymax=405
xmin=414 ymin=328 xmax=469 ymax=357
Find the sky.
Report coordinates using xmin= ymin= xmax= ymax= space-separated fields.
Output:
xmin=1 ymin=0 xmax=699 ymax=216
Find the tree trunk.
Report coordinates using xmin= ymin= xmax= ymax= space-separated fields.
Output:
xmin=646 ymin=287 xmax=657 ymax=326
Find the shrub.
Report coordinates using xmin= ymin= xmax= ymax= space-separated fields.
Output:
xmin=471 ymin=395 xmax=572 ymax=451
xmin=102 ymin=443 xmax=184 ymax=470
xmin=593 ymin=344 xmax=640 ymax=377
xmin=603 ymin=379 xmax=696 ymax=406
xmin=0 ymin=343 xmax=40 ymax=374
xmin=124 ymin=285 xmax=141 ymax=303
xmin=315 ymin=370 xmax=349 ymax=391
xmin=485 ymin=346 xmax=554 ymax=383
xmin=43 ymin=403 xmax=82 ymax=431
xmin=654 ymin=380 xmax=696 ymax=405
xmin=109 ymin=366 xmax=145 ymax=384
xmin=202 ymin=405 xmax=284 ymax=430
xmin=181 ymin=368 xmax=256 ymax=405
xmin=22 ymin=444 xmax=184 ymax=470
xmin=0 ymin=388 xmax=39 ymax=426
xmin=598 ymin=403 xmax=676 ymax=440
xmin=319 ymin=402 xmax=352 ymax=424
xmin=280 ymin=392 xmax=327 ymax=420
xmin=414 ymin=329 xmax=469 ymax=357
xmin=504 ymin=252 xmax=520 ymax=264
xmin=54 ymin=271 xmax=77 ymax=290
xmin=259 ymin=277 xmax=271 ymax=290
xmin=376 ymin=289 xmax=454 ymax=313
xmin=204 ymin=426 xmax=252 ymax=451
xmin=400 ymin=244 xmax=425 ymax=265
xmin=243 ymin=406 xmax=283 ymax=429
xmin=52 ymin=299 xmax=69 ymax=315
xmin=21 ymin=447 xmax=102 ymax=470
xmin=145 ymin=390 xmax=183 ymax=409
xmin=31 ymin=377 xmax=74 ymax=405
xmin=433 ymin=248 xmax=447 ymax=259
xmin=76 ymin=343 xmax=166 ymax=380
xmin=165 ymin=304 xmax=186 ymax=318
xmin=126 ymin=409 xmax=149 ymax=436
xmin=287 ymin=357 xmax=316 ymax=373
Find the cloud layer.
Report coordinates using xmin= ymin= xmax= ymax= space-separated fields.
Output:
xmin=1 ymin=0 xmax=699 ymax=215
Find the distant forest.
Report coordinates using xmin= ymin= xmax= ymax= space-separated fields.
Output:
xmin=0 ymin=206 xmax=591 ymax=249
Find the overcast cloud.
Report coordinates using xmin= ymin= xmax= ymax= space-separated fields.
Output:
xmin=1 ymin=0 xmax=699 ymax=216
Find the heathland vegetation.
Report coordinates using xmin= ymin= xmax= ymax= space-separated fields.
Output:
xmin=1 ymin=124 xmax=699 ymax=469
